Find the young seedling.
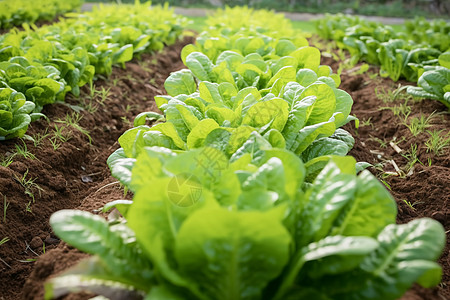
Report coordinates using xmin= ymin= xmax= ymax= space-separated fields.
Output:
xmin=0 ymin=153 xmax=15 ymax=167
xmin=375 ymin=86 xmax=395 ymax=103
xmin=31 ymin=129 xmax=49 ymax=148
xmin=360 ymin=117 xmax=373 ymax=129
xmin=87 ymin=80 xmax=97 ymax=101
xmin=56 ymin=113 xmax=92 ymax=143
xmin=379 ymin=178 xmax=392 ymax=190
xmin=425 ymin=129 xmax=450 ymax=156
xmin=0 ymin=236 xmax=11 ymax=268
xmin=14 ymin=169 xmax=44 ymax=204
xmin=403 ymin=113 xmax=435 ymax=137
xmin=2 ymin=194 xmax=10 ymax=223
xmin=52 ymin=124 xmax=72 ymax=143
xmin=379 ymin=99 xmax=411 ymax=120
xmin=348 ymin=63 xmax=370 ymax=76
xmin=121 ymin=116 xmax=131 ymax=126
xmin=97 ymin=86 xmax=111 ymax=106
xmin=402 ymin=199 xmax=417 ymax=210
xmin=377 ymin=85 xmax=414 ymax=104
xmin=82 ymin=98 xmax=98 ymax=114
xmin=368 ymin=136 xmax=388 ymax=148
xmin=0 ymin=237 xmax=9 ymax=246
xmin=15 ymin=140 xmax=36 ymax=160
xmin=49 ymin=137 xmax=62 ymax=151
xmin=79 ymin=81 xmax=111 ymax=113
xmin=112 ymin=78 xmax=120 ymax=86
xmin=401 ymin=144 xmax=423 ymax=174
xmin=25 ymin=201 xmax=33 ymax=213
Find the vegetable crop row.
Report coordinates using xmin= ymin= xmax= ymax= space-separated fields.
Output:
xmin=316 ymin=15 xmax=450 ymax=109
xmin=0 ymin=2 xmax=188 ymax=140
xmin=46 ymin=6 xmax=446 ymax=300
xmin=0 ymin=0 xmax=83 ymax=30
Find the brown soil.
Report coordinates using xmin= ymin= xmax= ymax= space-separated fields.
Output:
xmin=0 ymin=36 xmax=193 ymax=300
xmin=321 ymin=56 xmax=449 ymax=300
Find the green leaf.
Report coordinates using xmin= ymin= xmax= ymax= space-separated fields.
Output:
xmin=175 ymin=207 xmax=291 ymax=300
xmin=330 ymin=170 xmax=397 ymax=237
xmin=134 ymin=112 xmax=164 ymax=127
xmin=333 ymin=89 xmax=353 ymax=127
xmin=296 ymin=69 xmax=318 ymax=87
xmin=186 ymin=52 xmax=215 ymax=82
xmin=113 ymin=44 xmax=134 ymax=63
xmin=187 ymin=119 xmax=220 ymax=149
xmin=263 ymin=129 xmax=286 ymax=148
xmin=181 ymin=44 xmax=198 ymax=65
xmin=291 ymin=46 xmax=321 ymax=71
xmin=146 ymin=286 xmax=185 ymax=300
xmin=130 ymin=146 xmax=175 ymax=191
xmin=259 ymin=149 xmax=305 ymax=199
xmin=149 ymin=122 xmax=186 ymax=150
xmin=50 ymin=210 xmax=131 ymax=259
xmin=127 ymin=179 xmax=218 ymax=294
xmin=329 ymin=219 xmax=445 ymax=300
xmin=282 ymin=95 xmax=316 ymax=150
xmin=301 ymin=138 xmax=349 ymax=162
xmin=267 ymin=66 xmax=296 ymax=87
xmin=0 ymin=110 xmax=12 ymax=128
xmin=294 ymin=158 xmax=358 ymax=247
xmin=102 ymin=200 xmax=133 ymax=217
xmin=438 ymin=51 xmax=450 ymax=68
xmin=303 ymin=236 xmax=379 ymax=278
xmin=299 ymin=82 xmax=336 ymax=126
xmin=45 ymin=274 xmax=143 ymax=300
xmin=107 ymin=148 xmax=135 ymax=187
xmin=216 ymin=50 xmax=244 ymax=70
xmin=199 ymin=81 xmax=222 ymax=103
xmin=291 ymin=117 xmax=337 ymax=155
xmin=275 ymin=40 xmax=297 ymax=56
xmin=242 ymin=98 xmax=289 ymax=131
xmin=118 ymin=125 xmax=150 ymax=158
xmin=164 ymin=69 xmax=197 ymax=97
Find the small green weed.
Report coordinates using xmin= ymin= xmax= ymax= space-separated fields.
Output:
xmin=15 ymin=141 xmax=36 ymax=160
xmin=425 ymin=130 xmax=450 ymax=156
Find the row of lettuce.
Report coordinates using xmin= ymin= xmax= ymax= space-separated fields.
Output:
xmin=0 ymin=0 xmax=84 ymax=29
xmin=46 ymin=6 xmax=445 ymax=300
xmin=316 ymin=15 xmax=450 ymax=109
xmin=0 ymin=2 xmax=188 ymax=140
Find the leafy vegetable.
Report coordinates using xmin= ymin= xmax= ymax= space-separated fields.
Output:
xmin=48 ymin=153 xmax=446 ymax=300
xmin=0 ymin=87 xmax=43 ymax=140
xmin=316 ymin=14 xmax=449 ymax=108
xmin=0 ymin=0 xmax=83 ymax=30
xmin=45 ymin=8 xmax=445 ymax=300
xmin=0 ymin=2 xmax=188 ymax=139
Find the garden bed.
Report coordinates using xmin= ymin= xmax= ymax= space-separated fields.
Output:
xmin=0 ymin=32 xmax=448 ymax=300
xmin=0 ymin=36 xmax=193 ymax=300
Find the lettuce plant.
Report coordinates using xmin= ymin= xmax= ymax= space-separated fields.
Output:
xmin=0 ymin=2 xmax=188 ymax=140
xmin=0 ymin=57 xmax=66 ymax=111
xmin=315 ymin=14 xmax=448 ymax=88
xmin=407 ymin=52 xmax=450 ymax=109
xmin=0 ymin=0 xmax=83 ymax=29
xmin=47 ymin=149 xmax=445 ymax=300
xmin=0 ymin=87 xmax=44 ymax=140
xmin=407 ymin=67 xmax=450 ymax=109
xmin=108 ymin=37 xmax=357 ymax=183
